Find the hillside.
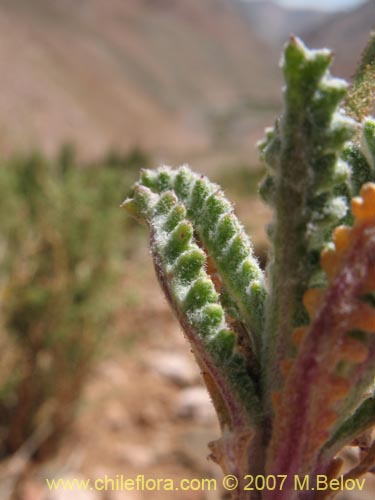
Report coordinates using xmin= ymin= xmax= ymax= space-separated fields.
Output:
xmin=238 ymin=0 xmax=333 ymax=46
xmin=0 ymin=0 xmax=280 ymax=162
xmin=305 ymin=0 xmax=375 ymax=78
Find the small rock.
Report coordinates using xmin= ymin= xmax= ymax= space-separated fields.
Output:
xmin=175 ymin=386 xmax=217 ymax=423
xmin=145 ymin=352 xmax=199 ymax=387
xmin=104 ymin=401 xmax=128 ymax=431
xmin=341 ymin=446 xmax=360 ymax=470
xmin=115 ymin=443 xmax=156 ymax=467
xmin=174 ymin=427 xmax=221 ymax=475
xmin=96 ymin=361 xmax=127 ymax=386
xmin=136 ymin=403 xmax=160 ymax=427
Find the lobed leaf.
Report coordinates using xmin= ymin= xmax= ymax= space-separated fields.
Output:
xmin=133 ymin=166 xmax=266 ymax=359
xmin=259 ymin=37 xmax=357 ymax=411
xmin=122 ymin=183 xmax=262 ymax=431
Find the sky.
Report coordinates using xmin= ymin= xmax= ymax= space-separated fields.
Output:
xmin=246 ymin=0 xmax=369 ymax=12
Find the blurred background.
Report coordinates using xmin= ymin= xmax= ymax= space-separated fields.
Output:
xmin=0 ymin=1 xmax=374 ymax=499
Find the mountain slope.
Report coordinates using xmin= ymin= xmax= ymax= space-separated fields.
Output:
xmin=238 ymin=0 xmax=333 ymax=46
xmin=305 ymin=0 xmax=375 ymax=78
xmin=0 ymin=0 xmax=279 ymax=160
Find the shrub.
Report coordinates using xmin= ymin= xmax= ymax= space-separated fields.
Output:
xmin=0 ymin=146 xmax=147 ymax=459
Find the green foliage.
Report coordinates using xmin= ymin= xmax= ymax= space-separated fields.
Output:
xmin=124 ymin=36 xmax=375 ymax=499
xmin=345 ymin=31 xmax=375 ymax=122
xmin=124 ymin=181 xmax=261 ymax=429
xmin=0 ymin=146 xmax=147 ymax=459
xmin=259 ymin=37 xmax=357 ymax=406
